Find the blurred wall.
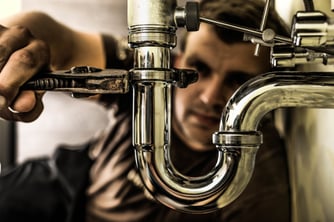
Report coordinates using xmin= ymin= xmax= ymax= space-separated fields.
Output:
xmin=22 ymin=0 xmax=127 ymax=36
xmin=0 ymin=119 xmax=16 ymax=171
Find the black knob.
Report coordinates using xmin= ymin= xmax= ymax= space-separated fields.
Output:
xmin=174 ymin=1 xmax=200 ymax=31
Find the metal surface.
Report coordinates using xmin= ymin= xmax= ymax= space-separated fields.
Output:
xmin=271 ymin=44 xmax=334 ymax=67
xmin=254 ymin=0 xmax=272 ymax=55
xmin=23 ymin=66 xmax=130 ymax=94
xmin=199 ymin=17 xmax=292 ymax=44
xmin=291 ymin=11 xmax=334 ymax=47
xmin=217 ymin=71 xmax=334 ymax=132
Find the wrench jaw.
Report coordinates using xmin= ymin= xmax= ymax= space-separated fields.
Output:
xmin=22 ymin=66 xmax=130 ymax=96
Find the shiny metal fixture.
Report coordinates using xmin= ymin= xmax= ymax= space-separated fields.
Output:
xmin=271 ymin=44 xmax=334 ymax=67
xmin=291 ymin=11 xmax=334 ymax=47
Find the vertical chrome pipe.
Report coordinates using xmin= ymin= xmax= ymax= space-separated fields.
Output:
xmin=254 ymin=0 xmax=272 ymax=56
xmin=128 ymin=0 xmax=177 ymax=209
xmin=128 ymin=0 xmax=176 ymax=148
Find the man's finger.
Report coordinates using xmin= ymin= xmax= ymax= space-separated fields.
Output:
xmin=0 ymin=38 xmax=50 ymax=101
xmin=0 ymin=25 xmax=33 ymax=70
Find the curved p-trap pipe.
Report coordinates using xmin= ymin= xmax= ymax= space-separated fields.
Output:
xmin=133 ymin=71 xmax=334 ymax=213
xmin=133 ymin=78 xmax=261 ymax=213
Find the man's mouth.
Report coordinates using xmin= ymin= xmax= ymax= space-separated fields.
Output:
xmin=191 ymin=110 xmax=221 ymax=127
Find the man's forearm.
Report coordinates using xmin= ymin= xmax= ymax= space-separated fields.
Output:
xmin=1 ymin=11 xmax=105 ymax=70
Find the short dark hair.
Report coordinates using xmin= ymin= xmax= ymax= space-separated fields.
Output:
xmin=179 ymin=0 xmax=289 ymax=51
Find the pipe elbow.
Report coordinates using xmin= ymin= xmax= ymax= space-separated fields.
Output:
xmin=134 ymin=136 xmax=261 ymax=213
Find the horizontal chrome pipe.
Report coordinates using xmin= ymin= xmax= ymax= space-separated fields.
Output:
xmin=217 ymin=71 xmax=334 ymax=132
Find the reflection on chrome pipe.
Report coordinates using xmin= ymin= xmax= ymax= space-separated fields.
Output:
xmin=217 ymin=71 xmax=334 ymax=133
xmin=134 ymin=47 xmax=171 ymax=68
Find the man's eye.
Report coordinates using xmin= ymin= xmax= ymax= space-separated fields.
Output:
xmin=225 ymin=72 xmax=253 ymax=87
xmin=189 ymin=61 xmax=211 ymax=77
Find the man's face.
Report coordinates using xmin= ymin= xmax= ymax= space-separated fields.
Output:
xmin=173 ymin=24 xmax=271 ymax=151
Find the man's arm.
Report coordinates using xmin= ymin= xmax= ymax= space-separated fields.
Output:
xmin=0 ymin=11 xmax=105 ymax=121
xmin=1 ymin=11 xmax=105 ymax=70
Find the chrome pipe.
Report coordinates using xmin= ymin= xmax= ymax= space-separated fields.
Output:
xmin=216 ymin=71 xmax=334 ymax=133
xmin=213 ymin=71 xmax=334 ymax=154
xmin=128 ymin=0 xmax=261 ymax=213
xmin=254 ymin=0 xmax=272 ymax=55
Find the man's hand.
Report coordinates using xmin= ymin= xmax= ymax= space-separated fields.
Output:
xmin=0 ymin=25 xmax=50 ymax=122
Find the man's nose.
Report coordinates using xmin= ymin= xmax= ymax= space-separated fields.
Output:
xmin=199 ymin=77 xmax=229 ymax=107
